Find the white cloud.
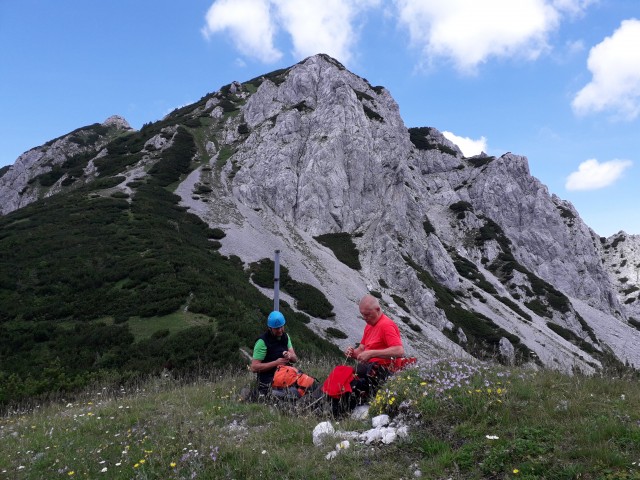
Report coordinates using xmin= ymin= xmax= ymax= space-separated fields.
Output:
xmin=442 ymin=131 xmax=487 ymax=157
xmin=203 ymin=0 xmax=378 ymax=65
xmin=393 ymin=0 xmax=573 ymax=73
xmin=202 ymin=0 xmax=282 ymax=63
xmin=202 ymin=0 xmax=595 ymax=72
xmin=565 ymin=158 xmax=632 ymax=191
xmin=273 ymin=0 xmax=379 ymax=64
xmin=572 ymin=19 xmax=640 ymax=120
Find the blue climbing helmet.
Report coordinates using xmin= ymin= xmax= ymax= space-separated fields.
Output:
xmin=267 ymin=311 xmax=286 ymax=328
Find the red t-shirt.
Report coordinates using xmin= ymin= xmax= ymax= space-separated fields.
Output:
xmin=360 ymin=313 xmax=403 ymax=365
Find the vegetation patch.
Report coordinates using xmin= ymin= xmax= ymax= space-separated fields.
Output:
xmin=423 ymin=216 xmax=435 ymax=235
xmin=546 ymin=322 xmax=598 ymax=355
xmin=325 ymin=327 xmax=348 ymax=339
xmin=495 ymin=296 xmax=532 ymax=322
xmin=451 ymin=252 xmax=497 ymax=295
xmin=475 ymin=217 xmax=511 ymax=251
xmin=449 ymin=200 xmax=473 ymax=219
xmin=249 ymin=259 xmax=335 ymax=319
xmin=467 ymin=155 xmax=494 ymax=168
xmin=408 ymin=127 xmax=458 ymax=156
xmin=313 ymin=232 xmax=362 ymax=270
xmin=362 ymin=105 xmax=384 ymax=122
xmin=391 ymin=294 xmax=410 ymax=313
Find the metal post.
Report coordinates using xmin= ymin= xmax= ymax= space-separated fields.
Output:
xmin=273 ymin=250 xmax=280 ymax=312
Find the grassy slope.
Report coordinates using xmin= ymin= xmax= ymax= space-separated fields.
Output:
xmin=1 ymin=359 xmax=639 ymax=479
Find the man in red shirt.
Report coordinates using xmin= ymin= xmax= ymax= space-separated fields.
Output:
xmin=345 ymin=294 xmax=405 ymax=401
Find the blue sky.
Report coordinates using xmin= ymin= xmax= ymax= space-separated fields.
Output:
xmin=1 ymin=0 xmax=639 ymax=237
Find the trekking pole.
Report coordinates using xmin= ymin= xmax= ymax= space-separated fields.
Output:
xmin=273 ymin=249 xmax=280 ymax=312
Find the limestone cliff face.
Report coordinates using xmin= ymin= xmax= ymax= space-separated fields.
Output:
xmin=2 ymin=55 xmax=639 ymax=372
xmin=601 ymin=232 xmax=640 ymax=321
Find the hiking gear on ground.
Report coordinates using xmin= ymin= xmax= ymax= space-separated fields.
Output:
xmin=272 ymin=365 xmax=317 ymax=397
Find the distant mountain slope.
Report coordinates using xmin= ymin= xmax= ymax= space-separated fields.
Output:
xmin=1 ymin=54 xmax=639 ymax=404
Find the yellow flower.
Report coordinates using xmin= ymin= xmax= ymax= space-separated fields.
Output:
xmin=68 ymin=472 xmax=75 ymax=477
xmin=139 ymin=459 xmax=145 ymax=464
xmin=170 ymin=462 xmax=177 ymax=468
xmin=134 ymin=464 xmax=140 ymax=469
xmin=513 ymin=468 xmax=520 ymax=474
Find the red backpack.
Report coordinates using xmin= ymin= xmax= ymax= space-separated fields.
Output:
xmin=321 ymin=365 xmax=356 ymax=398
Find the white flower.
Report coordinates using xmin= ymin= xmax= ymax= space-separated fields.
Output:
xmin=100 ymin=467 xmax=108 ymax=473
xmin=261 ymin=450 xmax=267 ymax=455
xmin=485 ymin=435 xmax=499 ymax=440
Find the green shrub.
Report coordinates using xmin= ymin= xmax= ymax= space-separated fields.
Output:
xmin=313 ymin=232 xmax=361 ymax=270
xmin=362 ymin=105 xmax=384 ymax=122
xmin=423 ymin=216 xmax=436 ymax=235
xmin=325 ymin=327 xmax=348 ymax=339
xmin=208 ymin=228 xmax=226 ymax=240
xmin=391 ymin=294 xmax=410 ymax=313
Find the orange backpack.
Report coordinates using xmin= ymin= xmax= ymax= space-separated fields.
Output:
xmin=272 ymin=365 xmax=316 ymax=397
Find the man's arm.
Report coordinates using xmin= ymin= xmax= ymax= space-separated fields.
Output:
xmin=250 ymin=356 xmax=289 ymax=373
xmin=356 ymin=345 xmax=404 ymax=363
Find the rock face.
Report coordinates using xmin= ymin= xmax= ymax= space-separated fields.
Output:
xmin=2 ymin=54 xmax=639 ymax=372
xmin=0 ymin=117 xmax=132 ymax=215
xmin=601 ymin=232 xmax=640 ymax=321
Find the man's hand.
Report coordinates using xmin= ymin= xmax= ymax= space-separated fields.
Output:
xmin=274 ymin=356 xmax=289 ymax=366
xmin=356 ymin=350 xmax=374 ymax=363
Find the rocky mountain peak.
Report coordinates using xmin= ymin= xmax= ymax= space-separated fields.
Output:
xmin=103 ymin=115 xmax=133 ymax=130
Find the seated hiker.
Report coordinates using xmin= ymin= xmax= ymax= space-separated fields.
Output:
xmin=250 ymin=310 xmax=299 ymax=396
xmin=344 ymin=294 xmax=405 ymax=402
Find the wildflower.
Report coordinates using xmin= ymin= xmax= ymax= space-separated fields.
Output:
xmin=134 ymin=464 xmax=139 ymax=468
xmin=139 ymin=459 xmax=145 ymax=464
xmin=68 ymin=472 xmax=75 ymax=476
xmin=513 ymin=468 xmax=520 ymax=474
xmin=261 ymin=450 xmax=267 ymax=455
xmin=486 ymin=435 xmax=499 ymax=440
xmin=170 ymin=462 xmax=177 ymax=468
xmin=100 ymin=467 xmax=108 ymax=473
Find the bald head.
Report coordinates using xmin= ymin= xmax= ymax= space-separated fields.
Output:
xmin=359 ymin=294 xmax=382 ymax=325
